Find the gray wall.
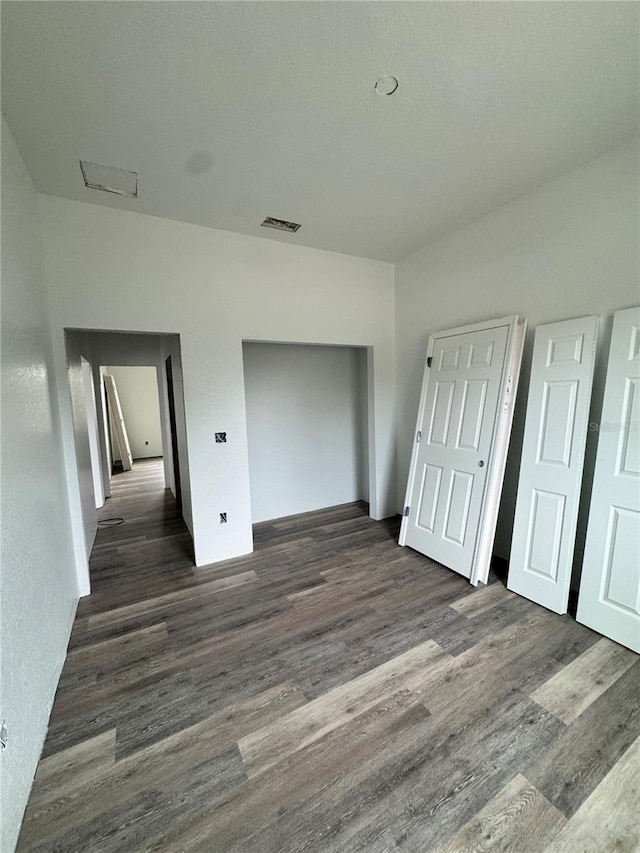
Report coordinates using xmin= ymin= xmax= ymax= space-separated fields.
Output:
xmin=243 ymin=343 xmax=369 ymax=522
xmin=395 ymin=139 xmax=640 ymax=563
xmin=0 ymin=118 xmax=78 ymax=852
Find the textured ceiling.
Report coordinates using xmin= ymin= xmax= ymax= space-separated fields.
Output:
xmin=2 ymin=2 xmax=638 ymax=262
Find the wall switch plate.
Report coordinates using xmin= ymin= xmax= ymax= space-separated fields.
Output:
xmin=215 ymin=432 xmax=227 ymax=443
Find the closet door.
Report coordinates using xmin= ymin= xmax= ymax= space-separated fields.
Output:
xmin=400 ymin=316 xmax=526 ymax=585
xmin=577 ymin=306 xmax=640 ymax=652
xmin=508 ymin=316 xmax=598 ymax=613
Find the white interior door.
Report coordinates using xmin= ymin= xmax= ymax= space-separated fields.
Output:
xmin=577 ymin=306 xmax=640 ymax=652
xmin=400 ymin=316 xmax=525 ymax=583
xmin=508 ymin=317 xmax=598 ymax=614
xmin=104 ymin=373 xmax=133 ymax=471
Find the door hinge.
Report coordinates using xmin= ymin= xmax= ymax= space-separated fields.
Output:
xmin=416 ymin=430 xmax=422 ymax=443
xmin=503 ymin=375 xmax=514 ymax=410
xmin=427 ymin=356 xmax=433 ymax=368
xmin=403 ymin=506 xmax=410 ymax=517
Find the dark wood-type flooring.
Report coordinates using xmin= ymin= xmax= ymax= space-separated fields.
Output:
xmin=18 ymin=459 xmax=639 ymax=852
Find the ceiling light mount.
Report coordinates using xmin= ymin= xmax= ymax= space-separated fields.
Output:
xmin=261 ymin=216 xmax=301 ymax=233
xmin=375 ymin=75 xmax=399 ymax=96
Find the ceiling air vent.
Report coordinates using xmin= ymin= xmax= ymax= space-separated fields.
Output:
xmin=79 ymin=160 xmax=138 ymax=197
xmin=261 ymin=216 xmax=301 ymax=233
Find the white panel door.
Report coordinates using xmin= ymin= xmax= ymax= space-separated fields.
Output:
xmin=400 ymin=316 xmax=523 ymax=581
xmin=577 ymin=306 xmax=640 ymax=652
xmin=508 ymin=316 xmax=598 ymax=614
xmin=104 ymin=374 xmax=133 ymax=471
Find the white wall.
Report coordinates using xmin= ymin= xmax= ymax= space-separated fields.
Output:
xmin=243 ymin=343 xmax=368 ymax=522
xmin=395 ymin=138 xmax=640 ymax=561
xmin=0 ymin=117 xmax=78 ymax=853
xmin=105 ymin=366 xmax=163 ymax=459
xmin=64 ymin=332 xmax=99 ymax=559
xmin=38 ymin=197 xmax=396 ymax=572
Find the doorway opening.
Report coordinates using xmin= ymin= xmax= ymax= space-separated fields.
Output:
xmin=242 ymin=341 xmax=371 ymax=524
xmin=63 ymin=329 xmax=192 ymax=580
xmin=101 ymin=365 xmax=163 ymax=472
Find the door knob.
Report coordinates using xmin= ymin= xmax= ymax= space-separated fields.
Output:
xmin=478 ymin=460 xmax=485 ymax=467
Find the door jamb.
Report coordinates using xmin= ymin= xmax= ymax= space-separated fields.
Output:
xmin=471 ymin=317 xmax=527 ymax=586
xmin=80 ymin=356 xmax=105 ymax=508
xmin=165 ymin=355 xmax=182 ymax=512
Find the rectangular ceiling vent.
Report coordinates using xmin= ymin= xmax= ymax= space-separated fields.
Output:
xmin=79 ymin=160 xmax=138 ymax=198
xmin=261 ymin=216 xmax=301 ymax=233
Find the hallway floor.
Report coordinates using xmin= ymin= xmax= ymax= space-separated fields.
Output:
xmin=17 ymin=459 xmax=639 ymax=851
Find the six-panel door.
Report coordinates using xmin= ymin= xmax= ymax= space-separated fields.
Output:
xmin=403 ymin=323 xmax=509 ymax=578
xmin=577 ymin=306 xmax=640 ymax=652
xmin=508 ymin=316 xmax=598 ymax=613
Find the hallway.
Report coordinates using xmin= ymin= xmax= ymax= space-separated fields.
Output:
xmin=86 ymin=458 xmax=194 ymax=606
xmin=17 ymin=461 xmax=639 ymax=852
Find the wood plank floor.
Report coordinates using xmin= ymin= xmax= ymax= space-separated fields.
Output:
xmin=18 ymin=459 xmax=640 ymax=852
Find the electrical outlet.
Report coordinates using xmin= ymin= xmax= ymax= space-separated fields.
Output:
xmin=215 ymin=432 xmax=227 ymax=443
xmin=145 ymin=440 xmax=149 ymax=446
xmin=219 ymin=512 xmax=227 ymax=523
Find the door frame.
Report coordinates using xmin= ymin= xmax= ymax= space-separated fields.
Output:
xmin=165 ymin=355 xmax=182 ymax=512
xmin=399 ymin=315 xmax=527 ymax=586
xmin=80 ymin=356 xmax=105 ymax=508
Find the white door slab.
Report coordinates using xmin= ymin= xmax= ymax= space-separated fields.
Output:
xmin=104 ymin=373 xmax=133 ymax=471
xmin=577 ymin=306 xmax=640 ymax=652
xmin=400 ymin=316 xmax=526 ymax=584
xmin=508 ymin=316 xmax=598 ymax=614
